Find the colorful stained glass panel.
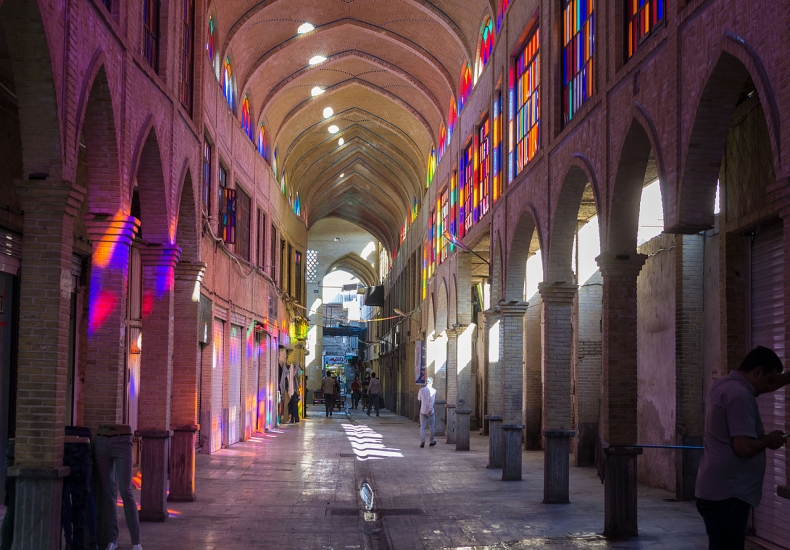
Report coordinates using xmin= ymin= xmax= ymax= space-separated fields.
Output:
xmin=477 ymin=18 xmax=495 ymax=81
xmin=562 ymin=0 xmax=594 ymax=125
xmin=626 ymin=0 xmax=664 ymax=60
xmin=510 ymin=28 xmax=540 ymax=182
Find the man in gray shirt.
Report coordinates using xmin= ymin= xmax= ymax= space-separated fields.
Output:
xmin=696 ymin=346 xmax=790 ymax=549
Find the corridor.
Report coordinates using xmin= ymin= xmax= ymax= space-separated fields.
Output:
xmin=114 ymin=409 xmax=706 ymax=550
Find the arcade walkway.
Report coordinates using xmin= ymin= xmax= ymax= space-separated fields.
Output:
xmin=116 ymin=409 xmax=710 ymax=549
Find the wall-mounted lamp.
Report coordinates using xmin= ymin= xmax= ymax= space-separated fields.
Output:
xmin=443 ymin=231 xmax=490 ymax=267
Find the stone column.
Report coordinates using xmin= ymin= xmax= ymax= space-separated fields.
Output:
xmin=502 ymin=424 xmax=525 ymax=481
xmin=83 ymin=214 xmax=141 ymax=429
xmin=445 ymin=404 xmax=456 ymax=444
xmin=456 ymin=409 xmax=471 ymax=450
xmin=137 ymin=244 xmax=181 ymax=521
xmin=597 ymin=252 xmax=646 ymax=537
xmin=168 ymin=261 xmax=205 ymax=502
xmin=499 ymin=301 xmax=529 ymax=477
xmin=10 ymin=181 xmax=85 ymax=548
xmin=485 ymin=308 xmax=502 ymax=464
xmin=455 ymin=325 xmax=473 ymax=450
xmin=539 ymin=283 xmax=577 ymax=503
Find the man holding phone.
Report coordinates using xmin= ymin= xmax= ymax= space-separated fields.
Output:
xmin=696 ymin=346 xmax=790 ymax=549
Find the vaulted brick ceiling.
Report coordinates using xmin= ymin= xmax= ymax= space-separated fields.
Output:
xmin=217 ymin=0 xmax=495 ymax=253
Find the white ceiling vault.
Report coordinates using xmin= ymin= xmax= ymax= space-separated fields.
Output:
xmin=213 ymin=0 xmax=496 ymax=254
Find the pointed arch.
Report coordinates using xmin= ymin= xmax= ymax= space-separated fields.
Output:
xmin=130 ymin=119 xmax=171 ymax=244
xmin=175 ymin=162 xmax=200 ymax=262
xmin=505 ymin=204 xmax=542 ymax=301
xmin=325 ymin=253 xmax=378 ymax=287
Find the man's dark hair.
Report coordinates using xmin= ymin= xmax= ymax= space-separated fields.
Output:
xmin=370 ymin=372 xmax=376 ymax=378
xmin=739 ymin=345 xmax=783 ymax=374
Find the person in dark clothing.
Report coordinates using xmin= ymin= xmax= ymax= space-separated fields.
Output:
xmin=321 ymin=373 xmax=336 ymax=417
xmin=351 ymin=379 xmax=361 ymax=409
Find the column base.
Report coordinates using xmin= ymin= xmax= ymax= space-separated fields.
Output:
xmin=135 ymin=430 xmax=172 ymax=522
xmin=675 ymin=434 xmax=702 ymax=502
xmin=486 ymin=415 xmax=503 ymax=469
xmin=445 ymin=404 xmax=457 ymax=444
xmin=502 ymin=424 xmax=525 ymax=481
xmin=543 ymin=430 xmax=574 ymax=503
xmin=455 ymin=409 xmax=471 ymax=451
xmin=603 ymin=446 xmax=643 ymax=537
xmin=168 ymin=425 xmax=198 ymax=502
xmin=8 ymin=465 xmax=69 ymax=550
xmin=434 ymin=400 xmax=446 ymax=437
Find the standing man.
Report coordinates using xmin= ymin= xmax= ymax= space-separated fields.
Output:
xmin=321 ymin=373 xmax=336 ymax=418
xmin=418 ymin=377 xmax=437 ymax=447
xmin=366 ymin=373 xmax=381 ymax=417
xmin=351 ymin=378 xmax=362 ymax=410
xmin=696 ymin=345 xmax=790 ymax=549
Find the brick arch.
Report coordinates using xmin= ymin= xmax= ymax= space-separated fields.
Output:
xmin=0 ymin=0 xmax=62 ymax=179
xmin=675 ymin=35 xmax=781 ymax=233
xmin=75 ymin=55 xmax=124 ymax=215
xmin=175 ymin=163 xmax=199 ymax=263
xmin=504 ymin=205 xmax=542 ymax=302
xmin=546 ymin=156 xmax=602 ymax=283
xmin=436 ymin=277 xmax=449 ymax=334
xmin=324 ymin=253 xmax=378 ymax=287
xmin=130 ymin=119 xmax=171 ymax=244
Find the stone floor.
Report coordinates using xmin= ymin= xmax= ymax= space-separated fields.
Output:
xmin=100 ymin=406 xmax=722 ymax=549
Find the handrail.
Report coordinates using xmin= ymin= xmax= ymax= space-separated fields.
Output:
xmin=607 ymin=444 xmax=703 ymax=450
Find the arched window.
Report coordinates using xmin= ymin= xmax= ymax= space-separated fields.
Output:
xmin=411 ymin=196 xmax=419 ymax=224
xmin=438 ymin=123 xmax=447 ymax=159
xmin=294 ymin=192 xmax=301 ymax=217
xmin=257 ymin=124 xmax=268 ymax=159
xmin=447 ymin=97 xmax=457 ymax=147
xmin=458 ymin=62 xmax=473 ymax=113
xmin=476 ymin=18 xmax=495 ymax=82
xmin=222 ymin=56 xmax=234 ymax=111
xmin=206 ymin=15 xmax=215 ymax=64
xmin=240 ymin=95 xmax=253 ymax=139
xmin=509 ymin=28 xmax=540 ymax=182
xmin=427 ymin=147 xmax=437 ymax=188
xmin=563 ymin=0 xmax=594 ymax=124
xmin=496 ymin=0 xmax=510 ymax=33
xmin=273 ymin=149 xmax=278 ymax=178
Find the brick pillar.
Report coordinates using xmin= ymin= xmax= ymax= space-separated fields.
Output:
xmin=11 ymin=180 xmax=85 ymax=548
xmin=83 ymin=214 xmax=140 ymax=429
xmin=445 ymin=328 xmax=459 ymax=438
xmin=429 ymin=335 xmax=446 ymax=434
xmin=454 ymin=325 xmax=473 ymax=450
xmin=502 ymin=423 xmax=525 ymax=481
xmin=597 ymin=252 xmax=646 ymax=537
xmin=136 ymin=244 xmax=181 ymax=522
xmin=168 ymin=261 xmax=206 ymax=502
xmin=674 ymin=235 xmax=704 ymax=501
xmin=525 ymin=299 xmax=543 ymax=449
xmin=485 ymin=308 xmax=502 ymax=465
xmin=539 ymin=283 xmax=577 ymax=503
xmin=499 ymin=301 xmax=528 ymax=480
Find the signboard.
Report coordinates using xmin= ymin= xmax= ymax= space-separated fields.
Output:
xmin=414 ymin=340 xmax=426 ymax=384
xmin=324 ymin=355 xmax=346 ymax=365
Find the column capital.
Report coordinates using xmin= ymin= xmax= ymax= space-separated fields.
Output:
xmin=446 ymin=324 xmax=468 ymax=338
xmin=539 ymin=282 xmax=578 ymax=304
xmin=15 ymin=180 xmax=85 ymax=218
xmin=85 ymin=214 xmax=141 ymax=248
xmin=139 ymin=243 xmax=182 ymax=269
xmin=596 ymin=252 xmax=647 ymax=278
xmin=497 ymin=300 xmax=529 ymax=316
xmin=174 ymin=261 xmax=207 ymax=283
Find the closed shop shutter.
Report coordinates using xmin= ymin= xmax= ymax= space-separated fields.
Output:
xmin=211 ymin=318 xmax=225 ymax=452
xmin=228 ymin=324 xmax=242 ymax=444
xmin=751 ymin=222 xmax=790 ymax=546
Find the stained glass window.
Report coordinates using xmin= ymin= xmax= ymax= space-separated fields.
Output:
xmin=240 ymin=95 xmax=253 ymax=140
xmin=222 ymin=56 xmax=234 ymax=111
xmin=180 ymin=0 xmax=195 ymax=114
xmin=440 ymin=187 xmax=449 ymax=262
xmin=476 ymin=18 xmax=495 ymax=82
xmin=438 ymin=123 xmax=447 ymax=159
xmin=236 ymin=186 xmax=251 ymax=261
xmin=257 ymin=124 xmax=267 ymax=159
xmin=411 ymin=196 xmax=419 ymax=224
xmin=626 ymin=0 xmax=664 ymax=60
xmin=563 ymin=0 xmax=594 ymax=125
xmin=428 ymin=209 xmax=436 ymax=277
xmin=294 ymin=192 xmax=301 ymax=217
xmin=478 ymin=117 xmax=490 ymax=218
xmin=435 ymin=198 xmax=442 ymax=265
xmin=202 ymin=139 xmax=211 ymax=213
xmin=458 ymin=62 xmax=473 ymax=114
xmin=427 ymin=147 xmax=437 ymax=188
xmin=447 ymin=97 xmax=457 ymax=147
xmin=510 ymin=28 xmax=540 ymax=182
xmin=492 ymin=91 xmax=503 ymax=202
xmin=460 ymin=140 xmax=475 ymax=237
xmin=421 ymin=242 xmax=427 ymax=299
xmin=143 ymin=0 xmax=160 ymax=72
xmin=273 ymin=150 xmax=278 ymax=178
xmin=207 ymin=15 xmax=215 ymax=64
xmin=449 ymin=171 xmax=458 ymax=245
xmin=400 ymin=222 xmax=407 ymax=244
xmin=497 ymin=0 xmax=510 ymax=33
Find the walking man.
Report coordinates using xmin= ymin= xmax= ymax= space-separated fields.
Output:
xmin=321 ymin=373 xmax=336 ymax=417
xmin=366 ymin=373 xmax=381 ymax=416
xmin=696 ymin=346 xmax=790 ymax=549
xmin=418 ymin=377 xmax=437 ymax=447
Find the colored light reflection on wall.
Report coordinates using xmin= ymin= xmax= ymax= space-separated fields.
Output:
xmin=89 ymin=290 xmax=117 ymax=336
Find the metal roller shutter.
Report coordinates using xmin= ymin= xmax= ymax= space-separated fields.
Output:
xmin=228 ymin=324 xmax=242 ymax=444
xmin=211 ymin=318 xmax=225 ymax=452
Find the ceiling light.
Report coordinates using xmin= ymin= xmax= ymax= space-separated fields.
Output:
xmin=309 ymin=55 xmax=327 ymax=65
xmin=311 ymin=86 xmax=325 ymax=97
xmin=338 ymin=138 xmax=344 ymax=146
xmin=328 ymin=125 xmax=339 ymax=134
xmin=323 ymin=107 xmax=334 ymax=119
xmin=298 ymin=22 xmax=315 ymax=34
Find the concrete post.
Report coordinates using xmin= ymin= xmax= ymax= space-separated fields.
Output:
xmin=502 ymin=424 xmax=525 ymax=481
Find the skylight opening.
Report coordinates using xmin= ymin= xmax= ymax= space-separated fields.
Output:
xmin=311 ymin=86 xmax=325 ymax=97
xmin=309 ymin=55 xmax=327 ymax=65
xmin=298 ymin=22 xmax=315 ymax=34
xmin=338 ymin=138 xmax=344 ymax=146
xmin=328 ymin=125 xmax=339 ymax=134
xmin=323 ymin=107 xmax=334 ymax=119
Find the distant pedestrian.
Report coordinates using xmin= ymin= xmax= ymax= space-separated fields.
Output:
xmin=696 ymin=346 xmax=790 ymax=549
xmin=366 ymin=373 xmax=381 ymax=417
xmin=418 ymin=377 xmax=437 ymax=447
xmin=351 ymin=379 xmax=361 ymax=409
xmin=321 ymin=373 xmax=336 ymax=417
xmin=288 ymin=385 xmax=300 ymax=424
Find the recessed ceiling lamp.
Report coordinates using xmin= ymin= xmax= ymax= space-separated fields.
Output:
xmin=328 ymin=125 xmax=339 ymax=134
xmin=298 ymin=22 xmax=315 ymax=34
xmin=309 ymin=55 xmax=327 ymax=65
xmin=338 ymin=138 xmax=344 ymax=146
xmin=323 ymin=107 xmax=334 ymax=119
xmin=311 ymin=86 xmax=325 ymax=97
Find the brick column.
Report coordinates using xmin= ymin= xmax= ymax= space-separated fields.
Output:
xmin=539 ymin=283 xmax=577 ymax=503
xmin=499 ymin=301 xmax=528 ymax=480
xmin=83 ymin=214 xmax=140 ymax=429
xmin=502 ymin=423 xmax=525 ymax=481
xmin=168 ymin=261 xmax=206 ymax=502
xmin=137 ymin=244 xmax=181 ymax=521
xmin=11 ymin=180 xmax=85 ymax=548
xmin=525 ymin=300 xmax=543 ymax=449
xmin=445 ymin=328 xmax=459 ymax=440
xmin=597 ymin=252 xmax=646 ymax=537
xmin=445 ymin=404 xmax=456 ymax=444
xmin=455 ymin=325 xmax=473 ymax=450
xmin=485 ymin=308 xmax=502 ymax=466
xmin=429 ymin=335 xmax=446 ymax=434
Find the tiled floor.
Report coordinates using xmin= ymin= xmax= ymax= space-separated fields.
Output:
xmin=105 ymin=408 xmax=712 ymax=549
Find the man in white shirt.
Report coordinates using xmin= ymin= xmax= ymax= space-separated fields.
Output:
xmin=418 ymin=377 xmax=437 ymax=448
